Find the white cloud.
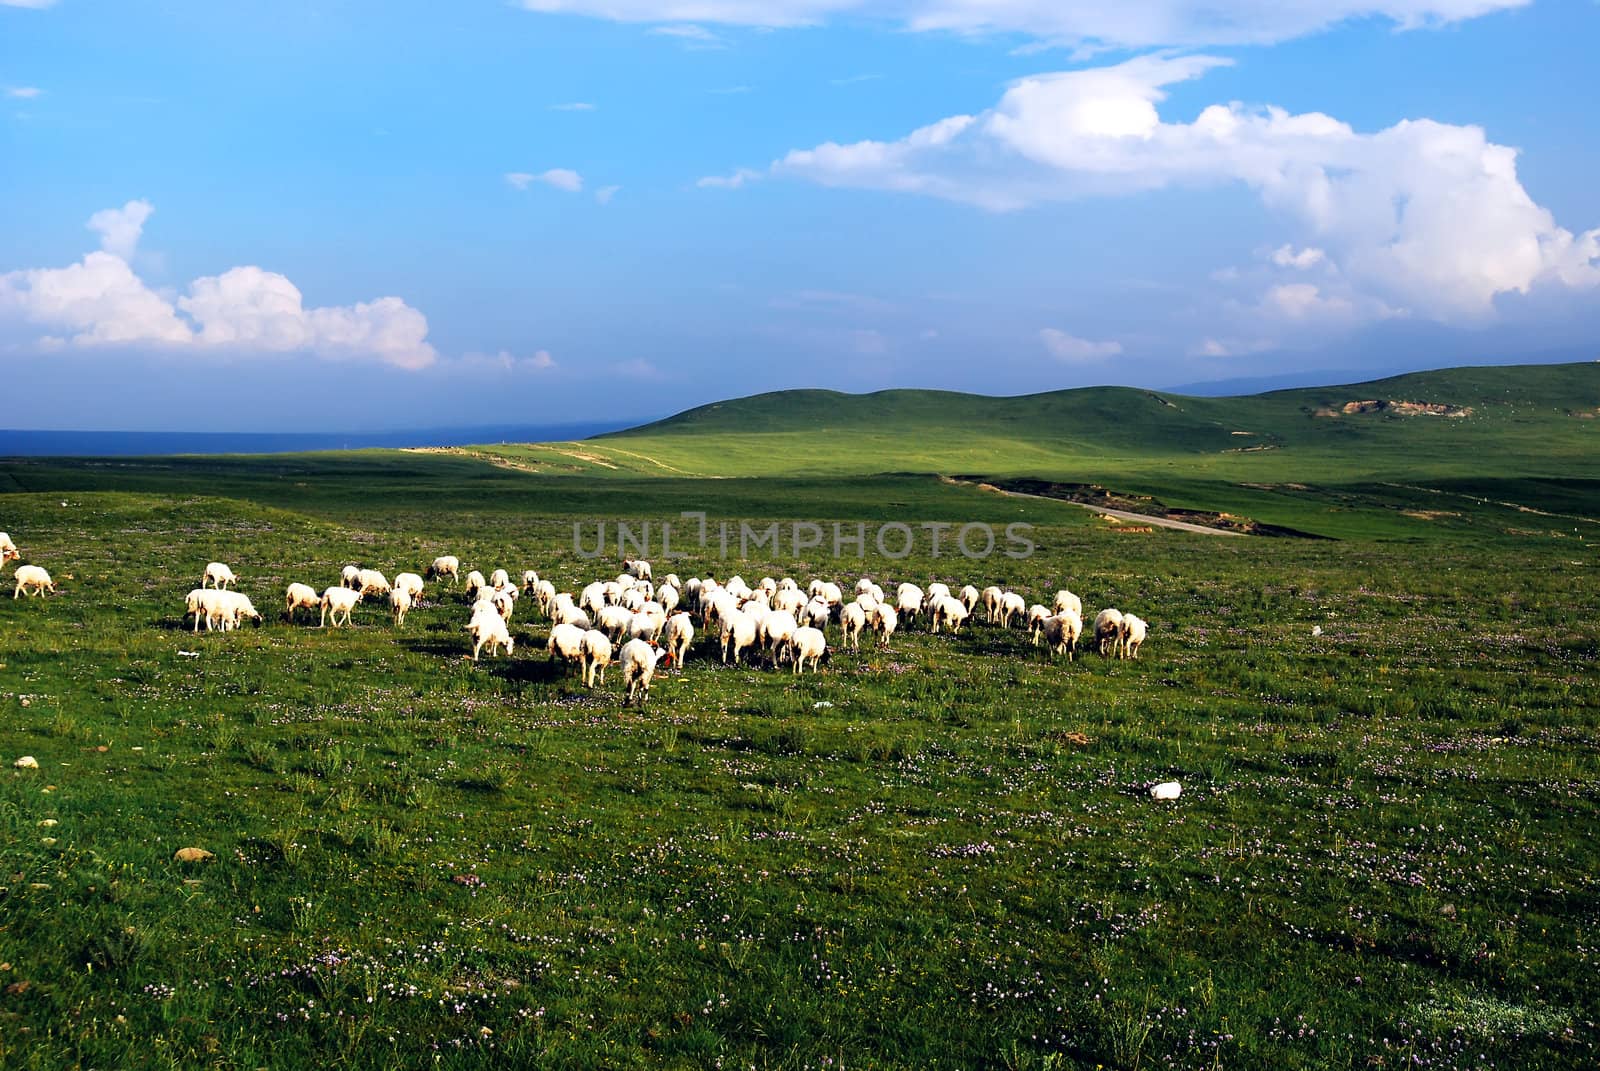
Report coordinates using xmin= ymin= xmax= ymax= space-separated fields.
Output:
xmin=1040 ymin=328 xmax=1122 ymax=362
xmin=0 ymin=203 xmax=439 ymax=370
xmin=697 ymin=167 xmax=763 ymax=189
xmin=1260 ymin=283 xmax=1352 ymax=320
xmin=506 ymin=169 xmax=585 ymax=192
xmin=1189 ymin=336 xmax=1274 ymax=358
xmin=0 ymin=0 xmax=59 ymax=8
xmin=549 ymin=101 xmax=596 ymax=111
xmin=1270 ymin=244 xmax=1326 ymax=270
xmin=595 ymin=184 xmax=621 ymax=205
xmin=6 ymin=86 xmax=42 ymax=99
xmin=460 ymin=348 xmax=559 ymax=372
xmin=514 ymin=0 xmax=1525 ymax=48
xmin=649 ymin=22 xmax=725 ymax=45
xmin=770 ymin=54 xmax=1600 ymax=321
xmin=615 ymin=357 xmax=663 ymax=379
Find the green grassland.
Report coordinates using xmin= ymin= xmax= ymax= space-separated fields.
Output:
xmin=1 ymin=362 xmax=1598 ymax=1069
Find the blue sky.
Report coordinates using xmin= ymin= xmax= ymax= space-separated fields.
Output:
xmin=2 ymin=0 xmax=1597 ymax=431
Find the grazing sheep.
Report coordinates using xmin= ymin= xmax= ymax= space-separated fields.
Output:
xmin=553 ymin=605 xmax=591 ymax=631
xmin=758 ymin=610 xmax=799 ymax=663
xmin=662 ymin=612 xmax=694 ymax=669
xmin=284 ymin=582 xmax=321 ymax=622
xmin=394 ymin=572 xmax=425 ymax=602
xmin=1040 ymin=611 xmax=1083 ymax=660
xmin=547 ymin=622 xmax=587 ymax=667
xmin=390 ymin=588 xmax=413 ymax=627
xmin=12 ymin=564 xmax=54 ymax=599
xmin=202 ymin=562 xmax=237 ymax=590
xmin=959 ymin=584 xmax=980 ymax=613
xmin=620 ymin=639 xmax=661 ymax=705
xmin=1094 ymin=608 xmax=1125 ymax=657
xmin=663 ymin=573 xmax=682 ymax=591
xmin=342 ymin=564 xmax=363 ymax=589
xmin=427 ymin=556 xmax=461 ymax=584
xmin=1053 ymin=589 xmax=1083 ymax=619
xmin=924 ymin=583 xmax=952 ymax=611
xmin=1119 ymin=613 xmax=1148 ymax=660
xmin=998 ymin=592 xmax=1026 ymax=628
xmin=779 ymin=626 xmax=829 ymax=674
xmin=981 ymin=585 xmax=1004 ymax=622
xmin=1027 ymin=604 xmax=1052 ymax=642
xmin=658 ymin=583 xmax=680 ymax=614
xmin=580 ymin=581 xmax=608 ymax=616
xmin=818 ymin=582 xmax=843 ymax=612
xmin=463 ymin=570 xmax=488 ymax=598
xmin=489 ymin=568 xmax=510 ymax=589
xmin=895 ymin=583 xmax=924 ymax=623
xmin=520 ymin=569 xmax=540 ymax=593
xmin=623 ymin=558 xmax=653 ymax=582
xmin=631 ymin=602 xmax=667 ymax=643
xmin=870 ymin=603 xmax=898 ymax=647
xmin=0 ymin=532 xmax=18 ymax=564
xmin=597 ymin=604 xmax=633 ymax=642
xmin=720 ymin=609 xmax=758 ymax=666
xmin=532 ymin=579 xmax=557 ymax=617
xmin=320 ymin=586 xmax=362 ymax=628
xmin=931 ymin=595 xmax=969 ymax=635
xmin=801 ymin=596 xmax=831 ymax=631
xmin=216 ymin=590 xmax=263 ymax=630
xmin=185 ymin=588 xmax=215 ymax=631
xmin=357 ymin=569 xmax=391 ymax=598
xmin=580 ymin=629 xmax=614 ymax=687
xmin=840 ymin=601 xmax=867 ymax=650
xmin=465 ymin=614 xmax=514 ymax=662
xmin=724 ymin=575 xmax=752 ymax=601
xmin=773 ymin=588 xmax=806 ymax=616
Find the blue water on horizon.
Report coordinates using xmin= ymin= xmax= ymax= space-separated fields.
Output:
xmin=0 ymin=422 xmax=631 ymax=458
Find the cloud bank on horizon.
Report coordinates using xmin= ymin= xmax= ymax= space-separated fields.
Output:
xmin=1 ymin=0 xmax=1596 ymax=429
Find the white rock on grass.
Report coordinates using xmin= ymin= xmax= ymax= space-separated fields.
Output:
xmin=14 ymin=756 xmax=39 ymax=769
xmin=1150 ymin=781 xmax=1182 ymax=800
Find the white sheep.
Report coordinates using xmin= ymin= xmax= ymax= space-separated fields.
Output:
xmin=320 ymin=586 xmax=362 ymax=628
xmin=759 ymin=610 xmax=799 ymax=662
xmin=720 ymin=609 xmax=758 ymax=666
xmin=895 ymin=583 xmax=924 ymax=623
xmin=552 ymin=603 xmax=591 ymax=631
xmin=532 ymin=579 xmax=557 ymax=617
xmin=997 ymin=591 xmax=1026 ymax=628
xmin=818 ymin=581 xmax=843 ymax=611
xmin=1040 ymin=611 xmax=1082 ymax=660
xmin=0 ymin=532 xmax=18 ymax=564
xmin=284 ymin=582 xmax=321 ymax=623
xmin=547 ymin=622 xmax=587 ymax=666
xmin=357 ymin=569 xmax=391 ymax=598
xmin=923 ymin=583 xmax=952 ymax=611
xmin=463 ymin=570 xmax=488 ymax=598
xmin=394 ymin=572 xmax=425 ymax=602
xmin=931 ymin=596 xmax=969 ymax=635
xmin=773 ymin=588 xmax=806 ymax=616
xmin=216 ymin=590 xmax=263 ymax=630
xmin=631 ymin=602 xmax=667 ymax=643
xmin=1026 ymin=604 xmax=1052 ymax=642
xmin=839 ymin=601 xmax=867 ymax=650
xmin=801 ymin=596 xmax=831 ymax=631
xmin=489 ymin=568 xmax=510 ymax=589
xmin=1119 ymin=613 xmax=1148 ymax=660
xmin=465 ymin=614 xmax=513 ymax=662
xmin=658 ymin=583 xmax=680 ymax=615
xmin=202 ymin=562 xmax=237 ymax=590
xmin=579 ymin=581 xmax=608 ymax=616
xmin=779 ymin=626 xmax=828 ymax=674
xmin=185 ymin=588 xmax=215 ymax=631
xmin=1053 ymin=589 xmax=1083 ymax=619
xmin=1094 ymin=608 xmax=1125 ymax=657
xmin=580 ymin=629 xmax=614 ymax=687
xmin=758 ymin=576 xmax=778 ymax=596
xmin=620 ymin=639 xmax=661 ymax=705
xmin=427 ymin=555 xmax=460 ymax=584
xmin=663 ymin=573 xmax=682 ymax=591
xmin=959 ymin=584 xmax=980 ymax=614
xmin=390 ymin=587 xmax=413 ymax=627
xmin=981 ymin=585 xmax=1004 ymax=622
xmin=870 ymin=603 xmax=898 ymax=646
xmin=623 ymin=558 xmax=653 ymax=582
xmin=12 ymin=565 xmax=54 ymax=599
xmin=597 ymin=604 xmax=633 ymax=642
xmin=342 ymin=564 xmax=363 ymax=589
xmin=662 ymin=612 xmax=694 ymax=669
xmin=521 ymin=569 xmax=540 ymax=592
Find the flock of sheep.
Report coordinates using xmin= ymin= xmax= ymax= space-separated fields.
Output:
xmin=2 ymin=530 xmax=1151 ymax=706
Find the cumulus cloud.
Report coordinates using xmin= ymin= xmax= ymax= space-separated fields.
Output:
xmin=767 ymin=54 xmax=1600 ymax=321
xmin=1040 ymin=328 xmax=1122 ymax=362
xmin=513 ymin=0 xmax=1525 ymax=48
xmin=698 ymin=167 xmax=763 ymax=189
xmin=506 ymin=169 xmax=585 ymax=192
xmin=1 ymin=0 xmax=60 ymax=8
xmin=1270 ymin=244 xmax=1326 ymax=270
xmin=459 ymin=348 xmax=559 ymax=372
xmin=0 ymin=203 xmax=439 ymax=369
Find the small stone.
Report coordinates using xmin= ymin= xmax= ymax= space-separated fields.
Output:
xmin=173 ymin=847 xmax=215 ymax=863
xmin=40 ymin=838 xmax=56 ymax=846
xmin=18 ymin=699 xmax=28 ymax=708
xmin=13 ymin=756 xmax=38 ymax=770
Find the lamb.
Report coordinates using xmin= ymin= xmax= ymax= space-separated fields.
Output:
xmin=547 ymin=622 xmax=587 ymax=666
xmin=390 ymin=587 xmax=413 ymax=627
xmin=356 ymin=569 xmax=391 ymax=598
xmin=0 ymin=532 xmax=17 ymax=564
xmin=870 ymin=603 xmax=898 ymax=646
xmin=1039 ymin=611 xmax=1082 ymax=660
xmin=521 ymin=569 xmax=540 ymax=593
xmin=931 ymin=596 xmax=969 ymax=635
xmin=342 ymin=565 xmax=363 ymax=589
xmin=658 ymin=583 xmax=680 ymax=615
xmin=839 ymin=601 xmax=867 ymax=650
xmin=1119 ymin=613 xmax=1148 ymax=660
xmin=662 ymin=612 xmax=694 ymax=669
xmin=463 ymin=570 xmax=488 ymax=598
xmin=801 ymin=596 xmax=831 ymax=631
xmin=623 ymin=558 xmax=653 ymax=582
xmin=1094 ymin=608 xmax=1125 ymax=657
xmin=12 ymin=564 xmax=54 ymax=599
xmin=1026 ymin=604 xmax=1052 ymax=642
xmin=1053 ymin=589 xmax=1083 ymax=619
xmin=394 ymin=572 xmax=425 ymax=602
xmin=895 ymin=583 xmax=924 ymax=623
xmin=185 ymin=588 xmax=216 ymax=631
xmin=532 ymin=579 xmax=557 ymax=617
xmin=489 ymin=568 xmax=510 ymax=589
xmin=981 ymin=585 xmax=1004 ymax=622
xmin=202 ymin=562 xmax=237 ymax=590
xmin=284 ymin=582 xmax=321 ymax=622
xmin=959 ymin=585 xmax=980 ymax=613
xmin=997 ymin=591 xmax=1026 ymax=628
xmin=720 ymin=609 xmax=758 ymax=666
xmin=580 ymin=629 xmax=614 ymax=687
xmin=778 ymin=626 xmax=829 ymax=674
xmin=597 ymin=604 xmax=633 ymax=642
xmin=465 ymin=614 xmax=514 ymax=662
xmin=620 ymin=639 xmax=661 ymax=705
xmin=427 ymin=556 xmax=461 ymax=584
xmin=320 ymin=586 xmax=362 ymax=628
